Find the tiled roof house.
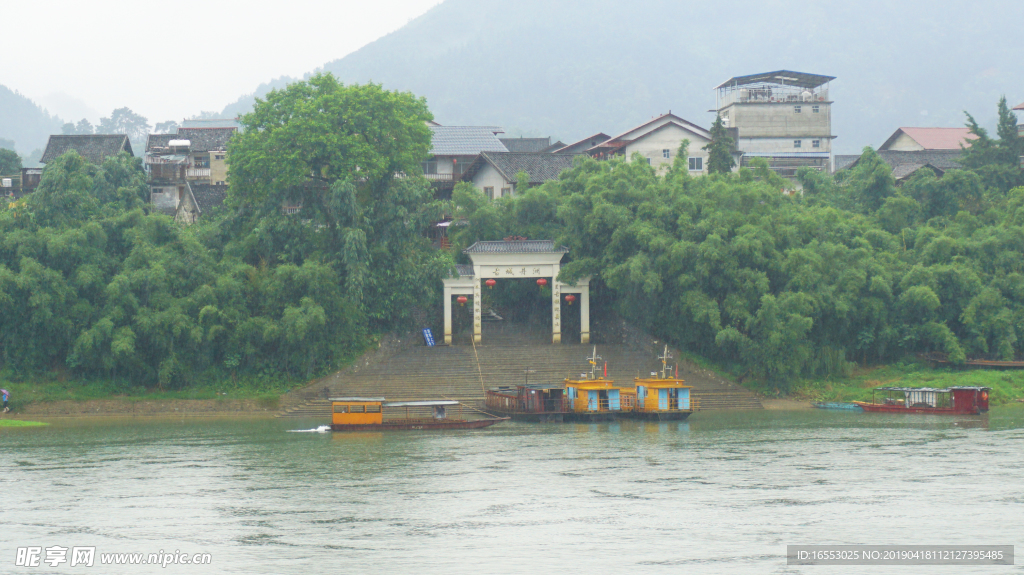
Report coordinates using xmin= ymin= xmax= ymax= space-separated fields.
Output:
xmin=40 ymin=134 xmax=133 ymax=164
xmin=462 ymin=152 xmax=577 ymax=199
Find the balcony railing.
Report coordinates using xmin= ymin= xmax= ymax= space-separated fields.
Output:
xmin=423 ymin=173 xmax=455 ymax=181
xmin=187 ymin=168 xmax=211 ymax=178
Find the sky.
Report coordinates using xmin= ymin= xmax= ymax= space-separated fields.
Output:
xmin=3 ymin=0 xmax=440 ymax=125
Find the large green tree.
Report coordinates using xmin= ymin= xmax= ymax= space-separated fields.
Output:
xmin=0 ymin=148 xmax=20 ymax=175
xmin=226 ymin=73 xmax=449 ymax=328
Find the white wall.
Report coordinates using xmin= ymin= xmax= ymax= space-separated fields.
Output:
xmin=624 ymin=123 xmax=711 ymax=173
xmin=738 ymin=136 xmax=832 ymax=154
xmin=468 ymin=163 xmax=513 ymax=199
xmin=882 ymin=132 xmax=923 ymax=151
xmin=728 ymin=102 xmax=832 ymax=140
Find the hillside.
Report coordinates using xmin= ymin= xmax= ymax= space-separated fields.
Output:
xmin=0 ymin=84 xmax=63 ymax=155
xmin=221 ymin=0 xmax=1024 ymax=154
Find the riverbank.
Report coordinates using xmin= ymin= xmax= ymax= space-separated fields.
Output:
xmin=787 ymin=361 xmax=1024 ymax=405
xmin=1 ymin=397 xmax=280 ymax=418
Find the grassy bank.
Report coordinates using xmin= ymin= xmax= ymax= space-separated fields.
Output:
xmin=0 ymin=419 xmax=49 ymax=427
xmin=786 ymin=361 xmax=1024 ymax=406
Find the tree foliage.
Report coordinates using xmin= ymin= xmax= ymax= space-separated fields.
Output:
xmin=703 ymin=115 xmax=735 ymax=174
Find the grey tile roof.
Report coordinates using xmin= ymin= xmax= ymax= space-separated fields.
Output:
xmin=554 ymin=133 xmax=611 ymax=154
xmin=430 ymin=126 xmax=508 ymax=156
xmin=877 ymin=150 xmax=963 ymax=170
xmin=464 ymin=240 xmax=568 ymax=254
xmin=466 ymin=152 xmax=577 ymax=184
xmin=146 ymin=133 xmax=180 ymax=152
xmin=40 ymin=135 xmax=133 ymax=164
xmin=833 ymin=155 xmax=860 ymax=172
xmin=499 ymin=137 xmax=551 ymax=153
xmin=180 ymin=118 xmax=242 ymax=130
xmin=176 ymin=128 xmax=237 ymax=152
xmin=188 ymin=183 xmax=228 ymax=213
xmin=455 ymin=264 xmax=474 ymax=277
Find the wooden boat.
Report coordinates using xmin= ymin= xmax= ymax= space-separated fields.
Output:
xmin=329 ymin=397 xmax=508 ymax=431
xmin=853 ymin=387 xmax=991 ymax=415
xmin=632 ymin=345 xmax=697 ymax=420
xmin=484 ymin=346 xmax=697 ymax=422
xmin=811 ymin=401 xmax=864 ymax=411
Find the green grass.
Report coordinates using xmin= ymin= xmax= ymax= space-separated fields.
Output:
xmin=787 ymin=359 xmax=1024 ymax=406
xmin=0 ymin=419 xmax=49 ymax=427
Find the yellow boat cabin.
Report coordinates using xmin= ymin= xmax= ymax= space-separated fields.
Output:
xmin=331 ymin=397 xmax=385 ymax=426
xmin=633 ymin=378 xmax=695 ymax=415
xmin=563 ymin=378 xmax=636 ymax=414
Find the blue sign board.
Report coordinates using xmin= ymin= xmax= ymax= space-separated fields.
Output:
xmin=422 ymin=328 xmax=435 ymax=347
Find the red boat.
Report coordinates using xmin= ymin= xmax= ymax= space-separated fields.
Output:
xmin=329 ymin=397 xmax=508 ymax=431
xmin=854 ymin=386 xmax=991 ymax=415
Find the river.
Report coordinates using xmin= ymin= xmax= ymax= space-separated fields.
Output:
xmin=3 ymin=407 xmax=1022 ymax=574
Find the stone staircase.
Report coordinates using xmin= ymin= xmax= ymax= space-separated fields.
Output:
xmin=278 ymin=322 xmax=762 ymax=417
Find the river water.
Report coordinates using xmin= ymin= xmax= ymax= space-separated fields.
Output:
xmin=3 ymin=408 xmax=1023 ymax=574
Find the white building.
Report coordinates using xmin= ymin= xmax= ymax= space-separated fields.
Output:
xmin=462 ymin=152 xmax=577 ymax=199
xmin=715 ymin=70 xmax=835 ymax=178
xmin=585 ymin=113 xmax=713 ymax=174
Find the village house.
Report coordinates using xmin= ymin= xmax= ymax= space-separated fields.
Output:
xmin=585 ymin=113 xmax=713 ymax=173
xmin=144 ymin=126 xmax=236 ymax=221
xmin=835 ymin=127 xmax=974 ymax=183
xmin=462 ymin=152 xmax=577 ymax=199
xmin=39 ymin=134 xmax=133 ymax=165
xmin=715 ymin=70 xmax=835 ymax=178
xmin=553 ymin=133 xmax=610 ymax=155
xmin=423 ymin=125 xmax=509 ymax=198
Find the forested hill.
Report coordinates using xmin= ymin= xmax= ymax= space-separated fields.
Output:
xmin=220 ymin=0 xmax=1024 ymax=153
xmin=0 ymin=84 xmax=63 ymax=154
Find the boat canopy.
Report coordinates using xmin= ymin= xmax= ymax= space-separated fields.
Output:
xmin=329 ymin=397 xmax=386 ymax=402
xmin=383 ymin=400 xmax=459 ymax=407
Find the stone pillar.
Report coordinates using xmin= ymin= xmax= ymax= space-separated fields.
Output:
xmin=443 ymin=285 xmax=453 ymax=344
xmin=473 ymin=280 xmax=482 ymax=344
xmin=580 ymin=284 xmax=590 ymax=344
xmin=552 ymin=276 xmax=561 ymax=344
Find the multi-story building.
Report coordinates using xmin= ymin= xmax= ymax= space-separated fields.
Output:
xmin=144 ymin=127 xmax=235 ymax=220
xmin=714 ymin=70 xmax=835 ymax=178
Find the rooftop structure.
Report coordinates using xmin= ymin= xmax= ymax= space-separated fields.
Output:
xmin=715 ymin=70 xmax=835 ymax=179
xmin=554 ymin=133 xmax=610 ymax=155
xmin=40 ymin=134 xmax=133 ymax=164
xmin=428 ymin=125 xmax=507 ymax=156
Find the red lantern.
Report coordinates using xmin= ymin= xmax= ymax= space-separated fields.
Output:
xmin=485 ymin=279 xmax=496 ymax=289
xmin=456 ymin=296 xmax=468 ymax=306
xmin=565 ymin=294 xmax=576 ymax=305
xmin=537 ymin=278 xmax=548 ymax=288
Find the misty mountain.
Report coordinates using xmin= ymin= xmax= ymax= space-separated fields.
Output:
xmin=0 ymin=84 xmax=64 ymax=154
xmin=221 ymin=0 xmax=1024 ymax=154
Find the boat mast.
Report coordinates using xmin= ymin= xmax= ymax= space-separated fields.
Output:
xmin=587 ymin=345 xmax=602 ymax=380
xmin=658 ymin=344 xmax=673 ymax=379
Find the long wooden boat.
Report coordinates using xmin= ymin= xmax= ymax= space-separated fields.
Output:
xmin=811 ymin=401 xmax=864 ymax=411
xmin=853 ymin=386 xmax=991 ymax=415
xmin=329 ymin=397 xmax=508 ymax=431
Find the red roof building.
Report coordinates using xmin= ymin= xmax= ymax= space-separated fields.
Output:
xmin=879 ymin=127 xmax=977 ymax=151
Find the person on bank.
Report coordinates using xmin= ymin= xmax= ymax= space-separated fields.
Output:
xmin=1 ymin=388 xmax=9 ymax=413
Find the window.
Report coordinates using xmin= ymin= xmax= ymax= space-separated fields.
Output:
xmin=484 ymin=186 xmax=494 ymax=200
xmin=214 ymin=154 xmax=225 ymax=160
xmin=662 ymin=149 xmax=670 ymax=159
xmin=688 ymin=157 xmax=703 ymax=171
xmin=365 ymin=404 xmax=381 ymax=413
xmin=646 ymin=158 xmax=651 ymax=165
xmin=333 ymin=405 xmax=349 ymax=413
xmin=812 ymin=105 xmax=820 ymax=113
xmin=812 ymin=140 xmax=821 ymax=148
xmin=152 ymin=187 xmax=163 ymax=194
xmin=350 ymin=405 xmax=365 ymax=413
xmin=501 ymin=187 xmax=511 ymax=197
xmin=794 ymin=140 xmax=802 ymax=148
xmin=794 ymin=105 xmax=802 ymax=113
xmin=421 ymin=159 xmax=437 ymax=174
